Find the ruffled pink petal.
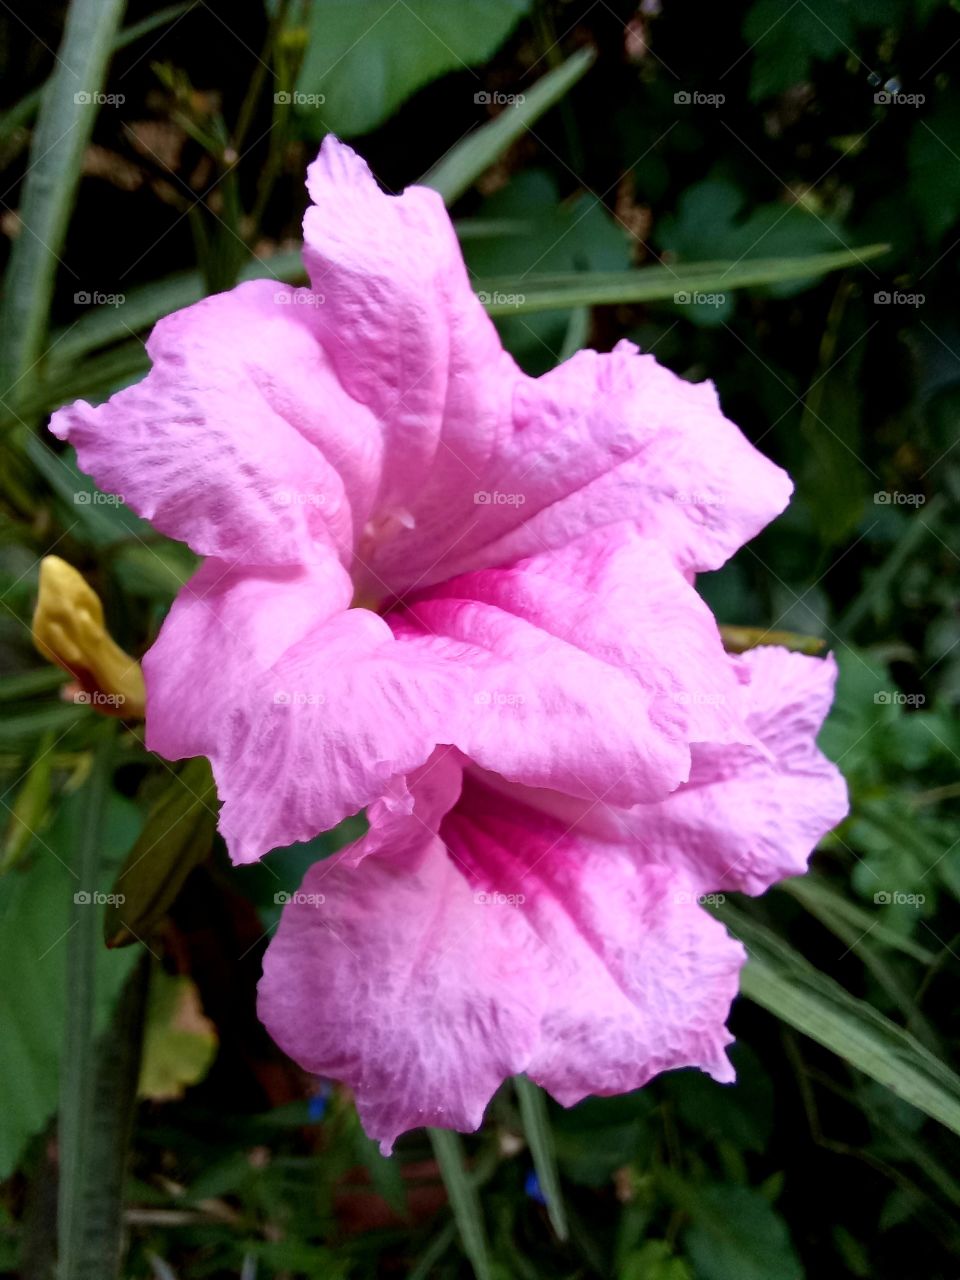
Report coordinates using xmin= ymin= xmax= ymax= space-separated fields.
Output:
xmin=302 ymin=135 xmax=518 ymax=581
xmin=390 ymin=525 xmax=746 ymax=806
xmin=369 ymin=340 xmax=793 ymax=591
xmin=648 ymin=645 xmax=849 ymax=894
xmin=444 ymin=776 xmax=745 ymax=1106
xmin=143 ymin=557 xmax=462 ymax=864
xmin=50 ymin=279 xmax=380 ymax=565
xmin=258 ymin=758 xmax=543 ymax=1155
xmin=260 ymin=760 xmax=744 ymax=1152
xmin=300 ymin=139 xmax=790 ymax=590
xmin=52 ymin=137 xmax=790 ymax=597
xmin=544 ymin=647 xmax=848 ymax=896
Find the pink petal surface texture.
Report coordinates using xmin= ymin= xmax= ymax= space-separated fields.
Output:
xmin=50 ymin=136 xmax=846 ymax=1152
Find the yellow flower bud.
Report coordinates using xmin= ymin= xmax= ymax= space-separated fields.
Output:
xmin=32 ymin=556 xmax=145 ymax=718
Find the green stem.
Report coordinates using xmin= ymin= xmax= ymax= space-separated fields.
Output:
xmin=57 ymin=727 xmax=113 ymax=1279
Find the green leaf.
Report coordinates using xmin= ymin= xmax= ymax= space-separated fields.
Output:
xmin=720 ymin=625 xmax=827 ymax=656
xmin=22 ymin=433 xmax=151 ymax=547
xmin=743 ymin=0 xmax=853 ymax=100
xmin=0 ymin=770 xmax=141 ymax=1175
xmin=37 ymin=250 xmax=305 ymax=386
xmin=1 ymin=731 xmax=55 ymax=874
xmin=474 ymin=245 xmax=890 ymax=315
xmin=138 ymin=970 xmax=216 ymax=1101
xmin=621 ymin=1241 xmax=694 ymax=1280
xmin=664 ymin=1179 xmax=803 ymax=1280
xmin=720 ymin=903 xmax=960 ymax=1139
xmin=105 ymin=758 xmax=218 ymax=949
xmin=428 ymin=1128 xmax=493 ymax=1280
xmin=422 ymin=48 xmax=594 ymax=204
xmin=0 ymin=5 xmax=191 ymax=147
xmin=781 ymin=875 xmax=935 ymax=965
xmin=296 ymin=0 xmax=531 ymax=137
xmin=0 ymin=0 xmax=128 ymax=404
xmin=514 ymin=1076 xmax=567 ymax=1240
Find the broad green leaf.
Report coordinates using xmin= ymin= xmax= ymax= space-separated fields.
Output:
xmin=296 ymin=0 xmax=531 ymax=137
xmin=423 ymin=48 xmax=594 ymax=204
xmin=0 ymin=0 xmax=128 ymax=404
xmin=514 ymin=1075 xmax=568 ymax=1240
xmin=428 ymin=1128 xmax=493 ymax=1280
xmin=721 ymin=903 xmax=960 ymax=1138
xmin=743 ymin=0 xmax=854 ymax=101
xmin=105 ymin=758 xmax=218 ymax=948
xmin=0 ymin=772 xmax=140 ymax=1180
xmin=663 ymin=1178 xmax=803 ymax=1280
xmin=621 ymin=1241 xmax=693 ymax=1280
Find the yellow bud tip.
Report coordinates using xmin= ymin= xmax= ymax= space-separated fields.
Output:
xmin=32 ymin=555 xmax=146 ymax=719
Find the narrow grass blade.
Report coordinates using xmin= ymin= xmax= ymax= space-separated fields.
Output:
xmin=720 ymin=902 xmax=960 ymax=1138
xmin=422 ymin=47 xmax=595 ymax=205
xmin=515 ymin=1075 xmax=568 ymax=1240
xmin=0 ymin=0 xmax=128 ymax=406
xmin=428 ymin=1128 xmax=493 ymax=1280
xmin=474 ymin=244 xmax=889 ymax=314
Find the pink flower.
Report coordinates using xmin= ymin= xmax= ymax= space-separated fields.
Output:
xmin=50 ymin=138 xmax=847 ymax=1153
